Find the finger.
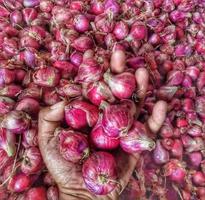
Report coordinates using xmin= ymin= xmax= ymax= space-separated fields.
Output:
xmin=38 ymin=101 xmax=66 ymax=146
xmin=147 ymin=100 xmax=167 ymax=134
xmin=111 ymin=150 xmax=139 ymax=197
xmin=110 ymin=50 xmax=126 ymax=74
xmin=135 ymin=68 xmax=149 ymax=117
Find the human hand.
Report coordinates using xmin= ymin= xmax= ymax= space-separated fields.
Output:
xmin=38 ymin=52 xmax=167 ymax=200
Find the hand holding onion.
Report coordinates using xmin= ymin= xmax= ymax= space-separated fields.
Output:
xmin=38 ymin=51 xmax=167 ymax=200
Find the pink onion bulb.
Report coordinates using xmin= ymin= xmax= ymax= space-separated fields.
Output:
xmin=2 ymin=110 xmax=31 ymax=134
xmin=120 ymin=121 xmax=155 ymax=153
xmin=82 ymin=151 xmax=117 ymax=195
xmin=57 ymin=128 xmax=89 ymax=163
xmin=65 ymin=100 xmax=99 ymax=129
xmin=104 ymin=71 xmax=136 ymax=99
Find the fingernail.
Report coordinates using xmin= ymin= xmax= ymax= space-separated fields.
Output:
xmin=51 ymin=101 xmax=66 ymax=110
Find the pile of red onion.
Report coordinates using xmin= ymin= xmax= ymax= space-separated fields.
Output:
xmin=0 ymin=0 xmax=205 ymax=199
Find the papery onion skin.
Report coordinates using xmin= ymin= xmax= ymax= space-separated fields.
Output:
xmin=120 ymin=121 xmax=155 ymax=154
xmin=82 ymin=151 xmax=117 ymax=195
xmin=57 ymin=128 xmax=90 ymax=163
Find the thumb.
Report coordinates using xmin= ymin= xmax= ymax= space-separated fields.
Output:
xmin=38 ymin=101 xmax=66 ymax=146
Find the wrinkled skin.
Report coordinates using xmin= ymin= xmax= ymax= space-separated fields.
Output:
xmin=38 ymin=51 xmax=167 ymax=200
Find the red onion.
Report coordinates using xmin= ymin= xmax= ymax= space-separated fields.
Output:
xmin=90 ymin=0 xmax=104 ymax=14
xmin=22 ymin=8 xmax=38 ymax=25
xmin=23 ymin=0 xmax=40 ymax=8
xmin=0 ymin=128 xmax=16 ymax=157
xmin=26 ymin=187 xmax=47 ymax=200
xmin=192 ymin=171 xmax=205 ymax=186
xmin=104 ymin=0 xmax=120 ymax=15
xmin=57 ymin=128 xmax=89 ymax=163
xmin=8 ymin=173 xmax=32 ymax=193
xmin=167 ymin=70 xmax=184 ymax=86
xmin=2 ymin=110 xmax=31 ymax=134
xmin=170 ymin=139 xmax=183 ymax=158
xmin=21 ymin=147 xmax=43 ymax=174
xmin=83 ymin=81 xmax=115 ymax=106
xmin=33 ymin=67 xmax=61 ymax=87
xmin=15 ymin=69 xmax=26 ymax=83
xmin=43 ymin=89 xmax=61 ymax=106
xmin=70 ymin=51 xmax=83 ymax=67
xmin=65 ymin=100 xmax=99 ymax=129
xmin=95 ymin=13 xmax=115 ymax=33
xmin=71 ymin=35 xmax=93 ymax=52
xmin=120 ymin=121 xmax=155 ymax=154
xmin=90 ymin=120 xmax=120 ymax=150
xmin=0 ymin=96 xmax=15 ymax=116
xmin=10 ymin=10 xmax=23 ymax=27
xmin=82 ymin=151 xmax=117 ymax=195
xmin=23 ymin=127 xmax=38 ymax=148
xmin=15 ymin=97 xmax=40 ymax=118
xmin=73 ymin=14 xmax=90 ymax=33
xmin=47 ymin=186 xmax=59 ymax=200
xmin=40 ymin=0 xmax=53 ymax=13
xmin=189 ymin=152 xmax=202 ymax=168
xmin=113 ymin=21 xmax=129 ymax=40
xmin=102 ymin=102 xmax=134 ymax=137
xmin=164 ymin=159 xmax=186 ymax=183
xmin=104 ymin=71 xmax=136 ymax=99
xmin=153 ymin=140 xmax=169 ymax=165
xmin=127 ymin=22 xmax=147 ymax=41
xmin=58 ymin=82 xmax=82 ymax=98
xmin=75 ymin=58 xmax=103 ymax=83
xmin=0 ymin=68 xmax=16 ymax=87
xmin=18 ymin=86 xmax=42 ymax=101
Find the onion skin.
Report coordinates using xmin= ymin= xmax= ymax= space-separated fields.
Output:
xmin=65 ymin=100 xmax=99 ymax=129
xmin=90 ymin=121 xmax=120 ymax=150
xmin=120 ymin=121 xmax=155 ymax=154
xmin=104 ymin=71 xmax=136 ymax=99
xmin=82 ymin=151 xmax=117 ymax=195
xmin=102 ymin=102 xmax=134 ymax=137
xmin=57 ymin=128 xmax=89 ymax=163
xmin=2 ymin=110 xmax=31 ymax=134
xmin=21 ymin=147 xmax=43 ymax=174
